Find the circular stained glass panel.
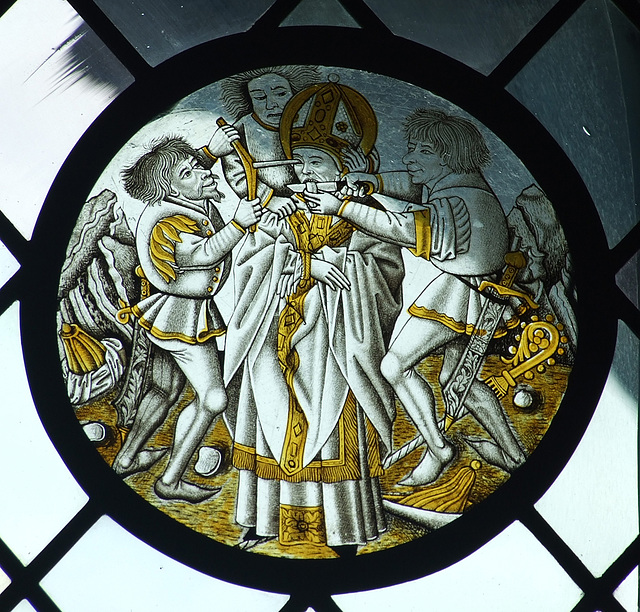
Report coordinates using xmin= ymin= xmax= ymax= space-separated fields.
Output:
xmin=54 ymin=65 xmax=578 ymax=565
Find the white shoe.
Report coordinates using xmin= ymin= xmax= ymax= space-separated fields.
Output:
xmin=194 ymin=446 xmax=223 ymax=477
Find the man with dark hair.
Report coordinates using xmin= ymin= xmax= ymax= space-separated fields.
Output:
xmin=117 ymin=136 xmax=262 ymax=502
xmin=216 ymin=66 xmax=377 ymax=221
xmin=306 ymin=108 xmax=527 ymax=486
xmin=218 ymin=66 xmax=321 ymax=204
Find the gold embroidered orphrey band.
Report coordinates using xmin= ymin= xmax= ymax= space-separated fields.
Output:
xmin=232 ymin=209 xmax=383 ymax=482
xmin=232 ymin=392 xmax=384 ymax=483
xmin=279 ymin=504 xmax=327 ymax=547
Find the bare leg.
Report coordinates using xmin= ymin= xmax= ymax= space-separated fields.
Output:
xmin=440 ymin=339 xmax=527 ymax=469
xmin=381 ymin=317 xmax=457 ymax=486
xmin=113 ymin=350 xmax=185 ymax=477
xmin=150 ymin=336 xmax=227 ymax=503
xmin=465 ymin=383 xmax=527 ymax=468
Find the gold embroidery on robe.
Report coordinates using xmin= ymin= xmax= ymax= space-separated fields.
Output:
xmin=276 ymin=210 xmax=355 ymax=477
xmin=232 ymin=209 xmax=388 ymax=482
xmin=232 ymin=391 xmax=362 ymax=483
xmin=279 ymin=504 xmax=326 ymax=546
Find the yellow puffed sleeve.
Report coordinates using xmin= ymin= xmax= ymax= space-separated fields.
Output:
xmin=409 ymin=209 xmax=431 ymax=259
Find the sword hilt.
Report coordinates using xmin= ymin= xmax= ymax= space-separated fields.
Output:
xmin=477 ymin=252 xmax=538 ymax=309
xmin=500 ymin=251 xmax=527 ymax=289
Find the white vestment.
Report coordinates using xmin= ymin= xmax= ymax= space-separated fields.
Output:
xmin=224 ymin=208 xmax=404 ymax=547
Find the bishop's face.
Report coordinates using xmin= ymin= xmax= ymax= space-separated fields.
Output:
xmin=293 ymin=147 xmax=341 ymax=183
xmin=170 ymin=156 xmax=222 ymax=203
xmin=402 ymin=138 xmax=449 ymax=185
xmin=248 ymin=73 xmax=293 ymax=128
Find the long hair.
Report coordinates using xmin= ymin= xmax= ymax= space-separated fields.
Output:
xmin=220 ymin=65 xmax=321 ymax=120
xmin=121 ymin=136 xmax=197 ymax=204
xmin=403 ymin=108 xmax=491 ymax=173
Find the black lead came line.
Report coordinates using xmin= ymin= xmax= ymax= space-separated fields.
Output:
xmin=63 ymin=0 xmax=152 ymax=81
xmin=488 ymin=0 xmax=589 ymax=89
xmin=518 ymin=505 xmax=635 ymax=611
xmin=0 ymin=499 xmax=102 ymax=612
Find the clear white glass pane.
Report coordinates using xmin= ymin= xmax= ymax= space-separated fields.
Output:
xmin=535 ymin=322 xmax=639 ymax=576
xmin=0 ymin=565 xmax=10 ymax=594
xmin=507 ymin=0 xmax=639 ymax=247
xmin=281 ymin=0 xmax=360 ymax=27
xmin=0 ymin=0 xmax=133 ymax=240
xmin=10 ymin=601 xmax=36 ymax=612
xmin=334 ymin=521 xmax=582 ymax=611
xmin=41 ymin=516 xmax=289 ymax=612
xmin=0 ymin=240 xmax=19 ymax=289
xmin=614 ymin=565 xmax=638 ymax=611
xmin=0 ymin=302 xmax=88 ymax=564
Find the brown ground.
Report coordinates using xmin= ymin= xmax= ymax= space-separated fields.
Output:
xmin=76 ymin=354 xmax=570 ymax=559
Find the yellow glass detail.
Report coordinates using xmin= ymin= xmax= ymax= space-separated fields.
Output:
xmin=485 ymin=320 xmax=561 ymax=398
xmin=230 ymin=220 xmax=246 ymax=233
xmin=385 ymin=462 xmax=481 ymax=514
xmin=59 ymin=323 xmax=107 ymax=374
xmin=232 ymin=392 xmax=361 ymax=483
xmin=408 ymin=303 xmax=518 ymax=340
xmin=149 ymin=215 xmax=199 ymax=282
xmin=130 ymin=305 xmax=226 ymax=345
xmin=279 ymin=504 xmax=327 ymax=546
xmin=409 ymin=209 xmax=431 ymax=259
xmin=202 ymin=146 xmax=218 ymax=163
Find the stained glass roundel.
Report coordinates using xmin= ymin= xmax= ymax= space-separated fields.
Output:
xmin=26 ymin=36 xmax=611 ymax=593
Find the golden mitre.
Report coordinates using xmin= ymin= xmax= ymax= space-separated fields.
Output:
xmin=280 ymin=76 xmax=378 ymax=166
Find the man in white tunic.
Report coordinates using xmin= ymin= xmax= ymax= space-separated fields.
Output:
xmin=118 ymin=136 xmax=262 ymax=502
xmin=224 ymin=81 xmax=404 ymax=554
xmin=306 ymin=108 xmax=528 ymax=486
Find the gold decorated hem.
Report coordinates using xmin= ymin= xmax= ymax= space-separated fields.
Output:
xmin=131 ymin=305 xmax=226 ymax=345
xmin=201 ymin=146 xmax=218 ymax=163
xmin=232 ymin=392 xmax=386 ymax=483
xmin=232 ymin=391 xmax=360 ymax=483
xmin=195 ymin=326 xmax=228 ymax=342
xmin=251 ymin=112 xmax=279 ymax=131
xmin=230 ymin=220 xmax=246 ymax=233
xmin=408 ymin=303 xmax=481 ymax=335
xmin=232 ymin=441 xmax=361 ymax=483
xmin=280 ymin=504 xmax=326 ymax=546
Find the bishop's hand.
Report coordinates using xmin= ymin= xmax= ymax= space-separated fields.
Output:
xmin=266 ymin=196 xmax=298 ymax=220
xmin=277 ymin=271 xmax=301 ymax=297
xmin=310 ymin=259 xmax=351 ymax=291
